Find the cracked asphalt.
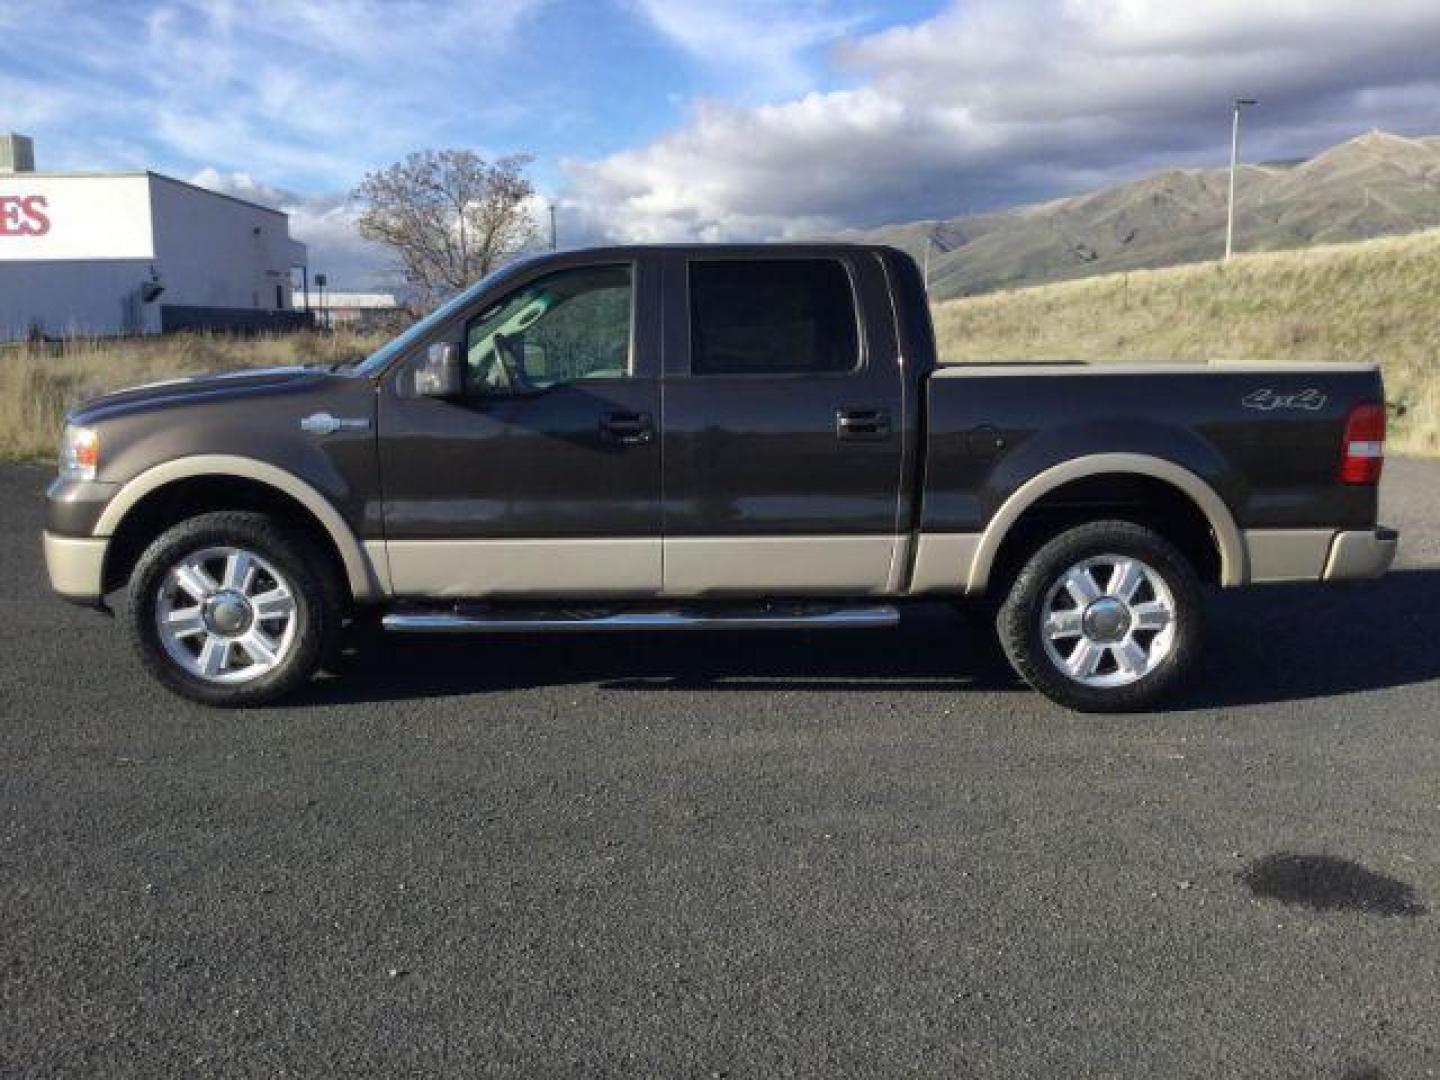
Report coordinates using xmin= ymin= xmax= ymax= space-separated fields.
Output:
xmin=2 ymin=459 xmax=1438 ymax=1077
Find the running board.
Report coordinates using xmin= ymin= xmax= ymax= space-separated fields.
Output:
xmin=381 ymin=604 xmax=900 ymax=635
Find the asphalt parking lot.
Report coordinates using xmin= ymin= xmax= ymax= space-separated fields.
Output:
xmin=3 ymin=459 xmax=1439 ymax=1078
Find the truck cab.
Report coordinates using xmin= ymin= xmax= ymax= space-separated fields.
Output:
xmin=44 ymin=244 xmax=1397 ymax=711
xmin=376 ymin=246 xmax=918 ymax=599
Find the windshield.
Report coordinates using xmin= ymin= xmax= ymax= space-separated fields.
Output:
xmin=350 ymin=257 xmax=537 ymax=377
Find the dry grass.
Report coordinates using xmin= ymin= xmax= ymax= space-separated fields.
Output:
xmin=932 ymin=228 xmax=1440 ymax=455
xmin=0 ymin=330 xmax=385 ymax=462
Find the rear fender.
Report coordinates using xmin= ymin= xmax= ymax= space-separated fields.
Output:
xmin=968 ymin=451 xmax=1246 ymax=592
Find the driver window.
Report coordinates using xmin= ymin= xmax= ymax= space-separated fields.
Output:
xmin=464 ymin=264 xmax=633 ymax=392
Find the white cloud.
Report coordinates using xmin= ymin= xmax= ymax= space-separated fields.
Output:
xmin=567 ymin=0 xmax=1440 ymax=241
xmin=7 ymin=0 xmax=551 ymax=189
xmin=628 ymin=0 xmax=862 ymax=100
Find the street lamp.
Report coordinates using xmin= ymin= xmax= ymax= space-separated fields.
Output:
xmin=315 ymin=273 xmax=328 ymax=332
xmin=1225 ymin=97 xmax=1258 ymax=261
xmin=922 ymin=226 xmax=956 ymax=293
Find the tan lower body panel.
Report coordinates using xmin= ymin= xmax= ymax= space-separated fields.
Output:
xmin=43 ymin=531 xmax=108 ymax=600
xmin=662 ymin=535 xmax=898 ymax=597
xmin=384 ymin=536 xmax=897 ymax=598
xmin=385 ymin=538 xmax=662 ymax=598
xmin=907 ymin=533 xmax=983 ymax=595
xmin=885 ymin=532 xmax=915 ymax=595
xmin=908 ymin=528 xmax=1376 ymax=593
xmin=1324 ymin=528 xmax=1398 ymax=580
xmin=1244 ymin=529 xmax=1337 ymax=583
xmin=362 ymin=527 xmax=1394 ymax=599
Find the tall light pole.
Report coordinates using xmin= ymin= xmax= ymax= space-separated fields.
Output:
xmin=922 ymin=226 xmax=954 ymax=293
xmin=549 ymin=203 xmax=557 ymax=252
xmin=1225 ymin=97 xmax=1258 ymax=261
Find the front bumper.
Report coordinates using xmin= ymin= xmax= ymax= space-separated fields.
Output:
xmin=1323 ymin=526 xmax=1398 ymax=581
xmin=43 ymin=531 xmax=109 ymax=605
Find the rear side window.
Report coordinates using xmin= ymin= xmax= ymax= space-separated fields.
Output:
xmin=688 ymin=259 xmax=859 ymax=375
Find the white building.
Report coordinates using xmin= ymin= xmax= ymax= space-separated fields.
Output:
xmin=0 ymin=134 xmax=307 ymax=340
xmin=307 ymin=291 xmax=401 ymax=329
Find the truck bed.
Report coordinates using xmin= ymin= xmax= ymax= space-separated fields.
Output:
xmin=922 ymin=361 xmax=1385 ymax=535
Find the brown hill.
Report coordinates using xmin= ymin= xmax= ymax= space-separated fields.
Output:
xmin=853 ymin=130 xmax=1440 ymax=299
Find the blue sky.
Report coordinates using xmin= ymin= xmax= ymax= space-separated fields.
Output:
xmin=1 ymin=0 xmax=940 ymax=192
xmin=6 ymin=0 xmax=1440 ymax=285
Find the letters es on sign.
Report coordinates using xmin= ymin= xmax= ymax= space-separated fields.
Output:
xmin=1242 ymin=387 xmax=1327 ymax=412
xmin=0 ymin=195 xmax=50 ymax=237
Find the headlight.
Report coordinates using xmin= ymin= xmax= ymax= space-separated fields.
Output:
xmin=59 ymin=424 xmax=100 ymax=481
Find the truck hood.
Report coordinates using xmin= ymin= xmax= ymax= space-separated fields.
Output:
xmin=71 ymin=365 xmax=344 ymax=424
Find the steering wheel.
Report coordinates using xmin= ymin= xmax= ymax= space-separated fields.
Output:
xmin=492 ymin=333 xmax=534 ymax=393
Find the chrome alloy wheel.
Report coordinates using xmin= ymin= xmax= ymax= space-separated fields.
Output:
xmin=1040 ymin=554 xmax=1177 ymax=688
xmin=154 ymin=546 xmax=298 ymax=685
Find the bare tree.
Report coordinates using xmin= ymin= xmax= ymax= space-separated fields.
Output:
xmin=352 ymin=150 xmax=538 ymax=308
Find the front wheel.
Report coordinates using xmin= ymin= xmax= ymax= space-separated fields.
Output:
xmin=996 ymin=520 xmax=1203 ymax=712
xmin=126 ymin=511 xmax=342 ymax=707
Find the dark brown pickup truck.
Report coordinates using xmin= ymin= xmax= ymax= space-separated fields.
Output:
xmin=44 ymin=244 xmax=1397 ymax=711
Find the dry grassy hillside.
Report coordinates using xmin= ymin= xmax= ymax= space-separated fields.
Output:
xmin=932 ymin=229 xmax=1440 ymax=455
xmin=0 ymin=331 xmax=384 ymax=462
xmin=861 ymin=130 xmax=1440 ymax=300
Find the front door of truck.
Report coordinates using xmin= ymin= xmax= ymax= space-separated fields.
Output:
xmin=377 ymin=258 xmax=663 ymax=597
xmin=659 ymin=251 xmax=907 ymax=596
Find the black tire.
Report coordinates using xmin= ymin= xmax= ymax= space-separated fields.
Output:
xmin=126 ymin=511 xmax=343 ymax=707
xmin=996 ymin=520 xmax=1203 ymax=713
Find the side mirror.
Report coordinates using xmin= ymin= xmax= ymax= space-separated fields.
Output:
xmin=414 ymin=342 xmax=462 ymax=397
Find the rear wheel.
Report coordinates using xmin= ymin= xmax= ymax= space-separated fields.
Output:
xmin=126 ymin=511 xmax=342 ymax=707
xmin=996 ymin=520 xmax=1202 ymax=712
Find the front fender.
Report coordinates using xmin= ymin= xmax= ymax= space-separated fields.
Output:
xmin=93 ymin=455 xmax=387 ymax=600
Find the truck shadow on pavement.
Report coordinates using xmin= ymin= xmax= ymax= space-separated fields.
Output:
xmin=314 ymin=607 xmax=1016 ymax=703
xmin=307 ymin=568 xmax=1440 ymax=710
xmin=1174 ymin=566 xmax=1440 ymax=712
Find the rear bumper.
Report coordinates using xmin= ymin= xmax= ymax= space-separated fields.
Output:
xmin=1244 ymin=526 xmax=1398 ymax=584
xmin=1323 ymin=526 xmax=1398 ymax=582
xmin=43 ymin=531 xmax=109 ymax=605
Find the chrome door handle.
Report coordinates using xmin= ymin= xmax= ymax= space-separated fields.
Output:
xmin=599 ymin=412 xmax=654 ymax=445
xmin=836 ymin=407 xmax=891 ymax=441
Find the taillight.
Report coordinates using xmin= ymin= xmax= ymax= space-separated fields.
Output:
xmin=1338 ymin=403 xmax=1386 ymax=484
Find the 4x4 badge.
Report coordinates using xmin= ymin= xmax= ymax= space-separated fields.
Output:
xmin=1242 ymin=388 xmax=1327 ymax=411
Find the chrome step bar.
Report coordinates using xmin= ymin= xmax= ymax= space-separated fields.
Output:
xmin=382 ymin=605 xmax=900 ymax=635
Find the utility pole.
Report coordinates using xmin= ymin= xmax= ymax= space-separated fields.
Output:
xmin=1226 ymin=97 xmax=1258 ymax=261
xmin=549 ymin=203 xmax=557 ymax=252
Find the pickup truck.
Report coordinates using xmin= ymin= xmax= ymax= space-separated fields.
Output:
xmin=43 ymin=244 xmax=1397 ymax=711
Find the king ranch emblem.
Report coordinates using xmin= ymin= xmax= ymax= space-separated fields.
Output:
xmin=0 ymin=195 xmax=51 ymax=237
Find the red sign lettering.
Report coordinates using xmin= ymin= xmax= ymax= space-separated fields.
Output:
xmin=0 ymin=195 xmax=50 ymax=237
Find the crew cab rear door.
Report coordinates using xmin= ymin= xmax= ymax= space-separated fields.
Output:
xmin=659 ymin=250 xmax=906 ymax=596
